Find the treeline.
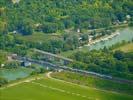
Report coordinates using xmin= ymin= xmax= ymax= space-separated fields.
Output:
xmin=0 ymin=32 xmax=87 ymax=55
xmin=68 ymin=50 xmax=133 ymax=80
xmin=0 ymin=0 xmax=133 ymax=35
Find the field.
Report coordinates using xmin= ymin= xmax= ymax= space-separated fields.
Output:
xmin=114 ymin=43 xmax=133 ymax=52
xmin=60 ymin=46 xmax=89 ymax=57
xmin=52 ymin=71 xmax=133 ymax=95
xmin=1 ymin=73 xmax=133 ymax=100
xmin=14 ymin=32 xmax=61 ymax=43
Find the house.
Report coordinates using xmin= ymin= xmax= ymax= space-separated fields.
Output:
xmin=123 ymin=20 xmax=127 ymax=24
xmin=1 ymin=64 xmax=5 ymax=68
xmin=12 ymin=31 xmax=17 ymax=34
xmin=78 ymin=37 xmax=82 ymax=40
xmin=10 ymin=54 xmax=17 ymax=59
xmin=21 ymin=61 xmax=31 ymax=67
xmin=77 ymin=29 xmax=80 ymax=33
xmin=12 ymin=0 xmax=20 ymax=4
xmin=88 ymin=35 xmax=93 ymax=42
xmin=126 ymin=15 xmax=131 ymax=19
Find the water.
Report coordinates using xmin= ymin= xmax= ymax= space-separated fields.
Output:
xmin=0 ymin=68 xmax=33 ymax=81
xmin=88 ymin=27 xmax=133 ymax=50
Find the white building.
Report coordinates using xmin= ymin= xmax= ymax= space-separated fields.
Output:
xmin=126 ymin=15 xmax=131 ymax=19
xmin=1 ymin=64 xmax=5 ymax=67
xmin=12 ymin=0 xmax=20 ymax=4
xmin=77 ymin=29 xmax=80 ymax=33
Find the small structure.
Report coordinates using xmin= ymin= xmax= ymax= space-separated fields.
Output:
xmin=46 ymin=67 xmax=49 ymax=70
xmin=123 ymin=20 xmax=127 ymax=24
xmin=126 ymin=15 xmax=131 ymax=19
xmin=78 ymin=37 xmax=82 ymax=40
xmin=12 ymin=0 xmax=20 ymax=4
xmin=58 ymin=69 xmax=63 ymax=72
xmin=10 ymin=54 xmax=17 ymax=59
xmin=35 ymin=23 xmax=42 ymax=27
xmin=88 ymin=35 xmax=93 ymax=42
xmin=77 ymin=29 xmax=80 ymax=33
xmin=21 ymin=61 xmax=31 ymax=67
xmin=12 ymin=31 xmax=17 ymax=34
xmin=1 ymin=64 xmax=5 ymax=68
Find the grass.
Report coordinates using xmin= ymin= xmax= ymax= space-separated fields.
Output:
xmin=114 ymin=43 xmax=133 ymax=52
xmin=15 ymin=32 xmax=61 ymax=43
xmin=1 ymin=74 xmax=133 ymax=100
xmin=51 ymin=71 xmax=133 ymax=95
xmin=59 ymin=46 xmax=89 ymax=57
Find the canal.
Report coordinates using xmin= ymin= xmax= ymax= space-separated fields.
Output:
xmin=88 ymin=27 xmax=133 ymax=50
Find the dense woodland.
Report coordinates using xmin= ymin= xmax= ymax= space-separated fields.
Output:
xmin=0 ymin=0 xmax=133 ymax=35
xmin=69 ymin=50 xmax=133 ymax=80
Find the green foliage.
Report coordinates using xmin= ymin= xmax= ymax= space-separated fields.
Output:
xmin=0 ymin=51 xmax=7 ymax=65
xmin=69 ymin=50 xmax=133 ymax=80
xmin=0 ymin=77 xmax=8 ymax=87
xmin=0 ymin=0 xmax=132 ymax=34
xmin=1 ymin=77 xmax=132 ymax=100
xmin=52 ymin=71 xmax=133 ymax=95
xmin=5 ymin=61 xmax=20 ymax=69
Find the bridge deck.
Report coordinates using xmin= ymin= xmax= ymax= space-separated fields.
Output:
xmin=34 ymin=49 xmax=73 ymax=62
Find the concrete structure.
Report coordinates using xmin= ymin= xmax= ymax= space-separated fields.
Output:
xmin=21 ymin=61 xmax=31 ymax=67
xmin=34 ymin=49 xmax=73 ymax=65
xmin=12 ymin=0 xmax=20 ymax=4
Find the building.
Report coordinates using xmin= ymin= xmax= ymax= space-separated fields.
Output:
xmin=12 ymin=0 xmax=20 ymax=4
xmin=1 ymin=64 xmax=5 ymax=68
xmin=77 ymin=29 xmax=80 ymax=33
xmin=126 ymin=15 xmax=131 ymax=19
xmin=88 ymin=35 xmax=93 ymax=42
xmin=21 ymin=61 xmax=31 ymax=67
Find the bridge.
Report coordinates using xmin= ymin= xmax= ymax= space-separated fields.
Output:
xmin=33 ymin=49 xmax=73 ymax=65
xmin=11 ymin=49 xmax=132 ymax=84
xmin=15 ymin=55 xmax=133 ymax=84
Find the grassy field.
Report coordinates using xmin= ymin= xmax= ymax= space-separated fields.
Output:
xmin=59 ymin=46 xmax=89 ymax=57
xmin=52 ymin=71 xmax=133 ymax=95
xmin=14 ymin=32 xmax=61 ymax=43
xmin=114 ymin=43 xmax=133 ymax=52
xmin=1 ymin=74 xmax=133 ymax=100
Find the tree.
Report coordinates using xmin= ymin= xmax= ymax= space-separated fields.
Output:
xmin=0 ymin=77 xmax=8 ymax=86
xmin=113 ymin=51 xmax=125 ymax=60
xmin=81 ymin=34 xmax=88 ymax=41
xmin=17 ymin=21 xmax=33 ymax=35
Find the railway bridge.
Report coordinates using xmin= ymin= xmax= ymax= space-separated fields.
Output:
xmin=33 ymin=49 xmax=73 ymax=65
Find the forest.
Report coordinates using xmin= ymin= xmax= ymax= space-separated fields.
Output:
xmin=68 ymin=50 xmax=133 ymax=80
xmin=0 ymin=0 xmax=133 ymax=35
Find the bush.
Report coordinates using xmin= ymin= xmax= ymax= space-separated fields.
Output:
xmin=0 ymin=77 xmax=8 ymax=87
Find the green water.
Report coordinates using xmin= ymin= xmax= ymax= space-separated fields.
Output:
xmin=0 ymin=68 xmax=33 ymax=81
xmin=89 ymin=27 xmax=133 ymax=50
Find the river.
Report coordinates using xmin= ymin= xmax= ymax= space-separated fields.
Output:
xmin=88 ymin=27 xmax=133 ymax=50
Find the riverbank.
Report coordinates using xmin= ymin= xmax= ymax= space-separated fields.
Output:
xmin=60 ymin=27 xmax=133 ymax=57
xmin=86 ymin=24 xmax=128 ymax=33
xmin=85 ymin=31 xmax=120 ymax=47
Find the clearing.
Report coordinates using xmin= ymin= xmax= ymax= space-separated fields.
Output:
xmin=114 ymin=43 xmax=133 ymax=52
xmin=0 ymin=73 xmax=133 ymax=100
